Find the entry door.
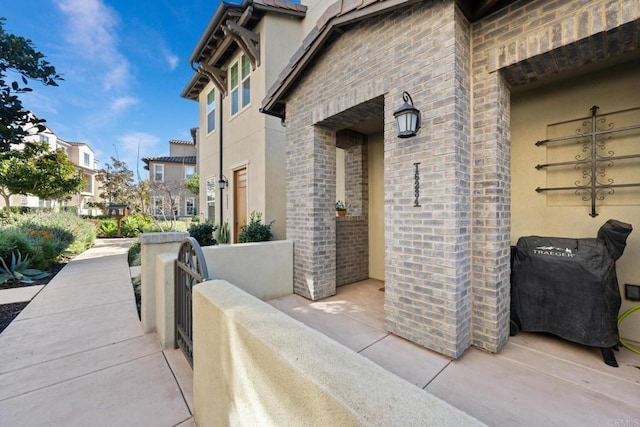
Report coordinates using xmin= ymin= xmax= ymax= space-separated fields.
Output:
xmin=234 ymin=168 xmax=247 ymax=243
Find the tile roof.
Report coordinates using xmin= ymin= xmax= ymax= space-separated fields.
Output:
xmin=142 ymin=156 xmax=196 ymax=166
xmin=169 ymin=139 xmax=194 ymax=145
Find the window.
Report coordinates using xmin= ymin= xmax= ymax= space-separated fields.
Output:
xmin=83 ymin=152 xmax=91 ymax=166
xmin=152 ymin=197 xmax=164 ymax=216
xmin=230 ymin=54 xmax=250 ymax=116
xmin=83 ymin=174 xmax=93 ymax=194
xmin=206 ymin=88 xmax=215 ymax=133
xmin=185 ymin=165 xmax=195 ymax=179
xmin=206 ymin=176 xmax=216 ymax=222
xmin=153 ymin=164 xmax=164 ymax=182
xmin=186 ymin=198 xmax=196 ymax=216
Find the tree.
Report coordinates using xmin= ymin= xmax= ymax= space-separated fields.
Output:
xmin=0 ymin=18 xmax=62 ymax=151
xmin=0 ymin=142 xmax=83 ymax=208
xmin=130 ymin=178 xmax=150 ymax=215
xmin=95 ymin=157 xmax=134 ymax=206
xmin=184 ymin=174 xmax=199 ymax=196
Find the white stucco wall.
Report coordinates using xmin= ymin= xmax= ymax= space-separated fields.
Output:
xmin=192 ymin=280 xmax=484 ymax=427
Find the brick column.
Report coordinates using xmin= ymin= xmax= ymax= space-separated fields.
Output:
xmin=287 ymin=123 xmax=337 ymax=300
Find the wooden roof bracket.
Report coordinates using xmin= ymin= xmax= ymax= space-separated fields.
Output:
xmin=222 ymin=21 xmax=261 ymax=70
xmin=197 ymin=62 xmax=228 ymax=97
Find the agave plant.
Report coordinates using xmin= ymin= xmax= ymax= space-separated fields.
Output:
xmin=0 ymin=251 xmax=50 ymax=285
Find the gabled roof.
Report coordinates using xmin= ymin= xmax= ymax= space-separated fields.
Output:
xmin=181 ymin=0 xmax=307 ymax=101
xmin=141 ymin=156 xmax=197 ymax=170
xmin=260 ymin=0 xmax=519 ymax=119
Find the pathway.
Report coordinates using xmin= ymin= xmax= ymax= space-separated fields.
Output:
xmin=0 ymin=238 xmax=193 ymax=427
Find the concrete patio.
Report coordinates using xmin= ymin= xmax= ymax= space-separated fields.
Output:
xmin=1 ymin=237 xmax=639 ymax=426
xmin=0 ymin=239 xmax=193 ymax=427
xmin=269 ymin=279 xmax=640 ymax=426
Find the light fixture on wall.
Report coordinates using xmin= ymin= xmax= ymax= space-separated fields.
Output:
xmin=393 ymin=91 xmax=421 ymax=138
xmin=218 ymin=175 xmax=229 ymax=190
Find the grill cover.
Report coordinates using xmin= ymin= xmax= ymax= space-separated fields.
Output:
xmin=511 ymin=219 xmax=632 ymax=348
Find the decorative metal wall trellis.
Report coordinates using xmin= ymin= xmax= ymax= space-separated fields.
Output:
xmin=175 ymin=237 xmax=210 ymax=366
xmin=534 ymin=105 xmax=640 ymax=217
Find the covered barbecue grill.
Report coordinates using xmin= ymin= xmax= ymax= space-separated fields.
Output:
xmin=510 ymin=219 xmax=633 ymax=367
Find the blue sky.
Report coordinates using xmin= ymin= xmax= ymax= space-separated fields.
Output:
xmin=3 ymin=0 xmax=218 ymax=179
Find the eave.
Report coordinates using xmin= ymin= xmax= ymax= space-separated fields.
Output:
xmin=181 ymin=0 xmax=307 ymax=101
xmin=260 ymin=0 xmax=519 ymax=118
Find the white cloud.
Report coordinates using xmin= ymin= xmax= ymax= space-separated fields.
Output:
xmin=55 ymin=0 xmax=132 ymax=91
xmin=166 ymin=53 xmax=179 ymax=71
xmin=110 ymin=96 xmax=139 ymax=114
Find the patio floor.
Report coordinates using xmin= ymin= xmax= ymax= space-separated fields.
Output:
xmin=268 ymin=279 xmax=640 ymax=426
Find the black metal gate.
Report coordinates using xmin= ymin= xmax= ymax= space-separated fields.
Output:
xmin=175 ymin=237 xmax=209 ymax=366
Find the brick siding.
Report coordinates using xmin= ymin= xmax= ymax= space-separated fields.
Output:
xmin=282 ymin=0 xmax=640 ymax=357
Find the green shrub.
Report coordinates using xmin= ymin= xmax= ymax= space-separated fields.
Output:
xmin=121 ymin=214 xmax=152 ymax=237
xmin=218 ymin=221 xmax=229 ymax=244
xmin=24 ymin=226 xmax=73 ymax=269
xmin=0 ymin=229 xmax=34 ymax=266
xmin=238 ymin=211 xmax=273 ymax=243
xmin=128 ymin=242 xmax=141 ymax=266
xmin=13 ymin=211 xmax=96 ymax=267
xmin=188 ymin=222 xmax=218 ymax=246
xmin=97 ymin=219 xmax=118 ymax=238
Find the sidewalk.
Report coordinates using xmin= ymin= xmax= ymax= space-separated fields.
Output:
xmin=0 ymin=239 xmax=193 ymax=427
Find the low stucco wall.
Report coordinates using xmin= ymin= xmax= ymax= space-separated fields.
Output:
xmin=201 ymin=240 xmax=293 ymax=300
xmin=193 ymin=280 xmax=483 ymax=427
xmin=142 ymin=237 xmax=293 ymax=348
xmin=140 ymin=232 xmax=189 ymax=335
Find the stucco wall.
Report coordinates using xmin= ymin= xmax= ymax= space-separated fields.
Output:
xmin=511 ymin=57 xmax=640 ymax=342
xmin=368 ymin=132 xmax=384 ymax=281
xmin=201 ymin=241 xmax=293 ymax=300
xmin=192 ymin=280 xmax=484 ymax=427
xmin=194 ymin=14 xmax=299 ymax=240
xmin=139 ymin=232 xmax=189 ymax=334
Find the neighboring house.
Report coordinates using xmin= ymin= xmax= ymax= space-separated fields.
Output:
xmin=255 ymin=0 xmax=640 ymax=360
xmin=56 ymin=139 xmax=102 ymax=216
xmin=181 ymin=0 xmax=307 ymax=242
xmin=143 ymin=138 xmax=198 ymax=218
xmin=0 ymin=126 xmax=102 ymax=215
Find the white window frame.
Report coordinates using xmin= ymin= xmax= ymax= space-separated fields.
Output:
xmin=152 ymin=196 xmax=164 ymax=216
xmin=230 ymin=54 xmax=251 ymax=117
xmin=206 ymin=88 xmax=216 ymax=134
xmin=185 ymin=197 xmax=196 ymax=216
xmin=185 ymin=165 xmax=195 ymax=179
xmin=83 ymin=152 xmax=91 ymax=166
xmin=153 ymin=164 xmax=164 ymax=182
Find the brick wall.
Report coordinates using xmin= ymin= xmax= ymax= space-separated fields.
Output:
xmin=336 ymin=217 xmax=368 ymax=286
xmin=286 ymin=1 xmax=474 ymax=358
xmin=282 ymin=0 xmax=640 ymax=358
xmin=470 ymin=0 xmax=640 ymax=352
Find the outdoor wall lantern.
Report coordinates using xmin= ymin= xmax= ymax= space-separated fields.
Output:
xmin=218 ymin=175 xmax=229 ymax=190
xmin=393 ymin=91 xmax=421 ymax=138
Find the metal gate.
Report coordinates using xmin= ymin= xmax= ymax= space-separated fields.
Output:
xmin=175 ymin=237 xmax=209 ymax=366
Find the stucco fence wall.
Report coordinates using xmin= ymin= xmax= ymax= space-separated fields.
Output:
xmin=193 ymin=280 xmax=483 ymax=426
xmin=139 ymin=233 xmax=293 ymax=347
xmin=139 ymin=233 xmax=482 ymax=424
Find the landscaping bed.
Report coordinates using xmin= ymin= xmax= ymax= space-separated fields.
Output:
xmin=0 ymin=262 xmax=66 ymax=333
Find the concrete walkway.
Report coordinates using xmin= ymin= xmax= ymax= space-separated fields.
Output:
xmin=0 ymin=239 xmax=193 ymax=427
